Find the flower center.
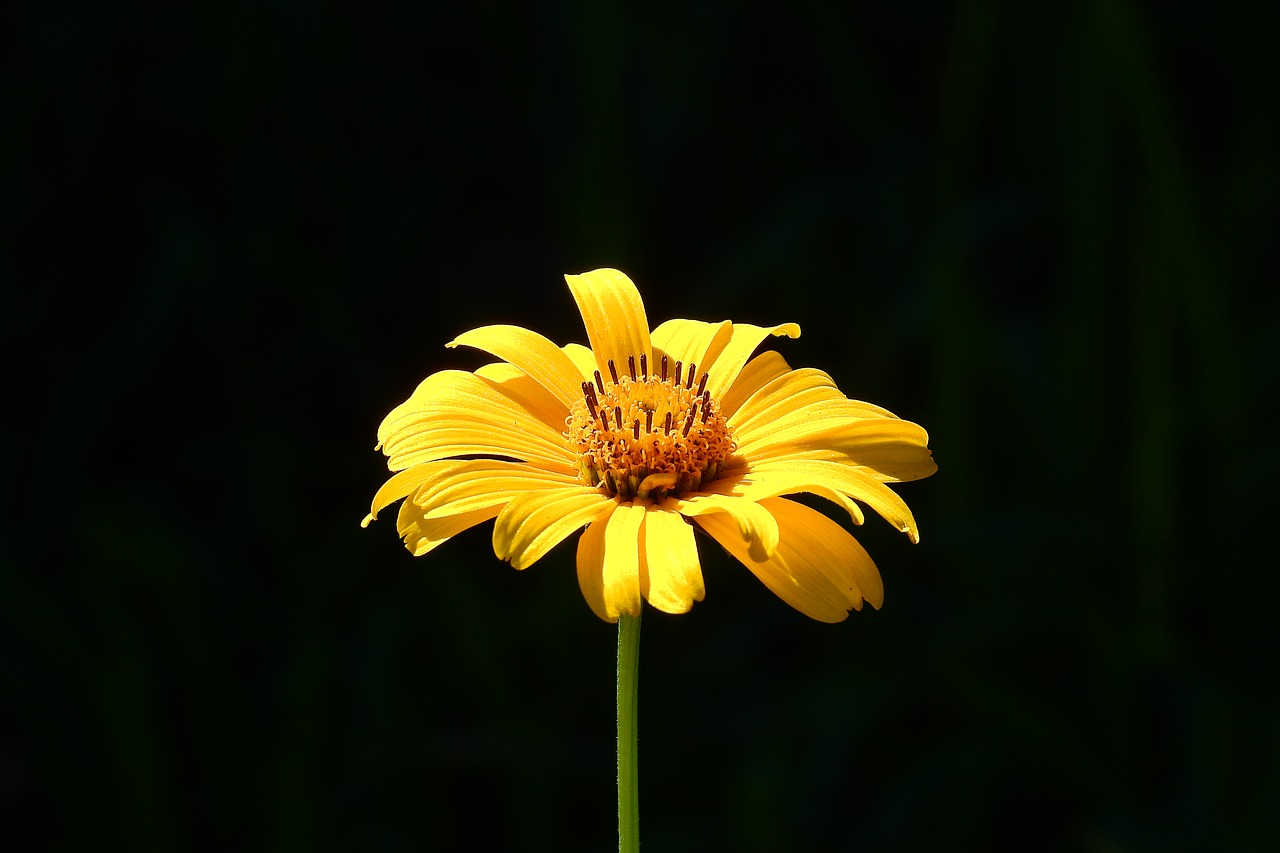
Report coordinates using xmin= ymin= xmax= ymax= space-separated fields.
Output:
xmin=566 ymin=354 xmax=735 ymax=501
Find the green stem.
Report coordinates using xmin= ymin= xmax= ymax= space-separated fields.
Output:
xmin=616 ymin=611 xmax=641 ymax=853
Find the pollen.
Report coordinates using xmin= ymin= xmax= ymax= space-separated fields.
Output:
xmin=566 ymin=355 xmax=736 ymax=501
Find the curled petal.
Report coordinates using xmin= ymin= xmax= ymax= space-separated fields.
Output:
xmin=493 ymin=487 xmax=614 ymax=569
xmin=396 ymin=501 xmax=501 ymax=557
xmin=672 ymin=492 xmax=779 ymax=562
xmin=650 ymin=319 xmax=733 ymax=378
xmin=695 ymin=497 xmax=882 ymax=621
xmin=702 ymin=322 xmax=801 ymax=402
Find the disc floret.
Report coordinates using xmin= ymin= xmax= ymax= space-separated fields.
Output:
xmin=566 ymin=354 xmax=736 ymax=501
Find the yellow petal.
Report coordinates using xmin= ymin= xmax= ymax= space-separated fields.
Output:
xmin=364 ymin=466 xmax=437 ymax=526
xmin=703 ymin=322 xmax=801 ymax=402
xmin=564 ymin=269 xmax=652 ymax=380
xmin=396 ymin=501 xmax=501 ymax=557
xmin=695 ymin=497 xmax=880 ymax=622
xmin=650 ymin=319 xmax=733 ymax=378
xmin=695 ymin=465 xmax=867 ymax=528
xmin=671 ymin=492 xmax=779 ymax=562
xmin=575 ymin=505 xmax=618 ymax=621
xmin=729 ymin=367 xmax=893 ymax=435
xmin=739 ymin=458 xmax=920 ymax=543
xmin=493 ymin=486 xmax=614 ymax=569
xmin=719 ymin=351 xmax=793 ymax=419
xmin=474 ymin=362 xmax=574 ymax=433
xmin=601 ymin=502 xmax=646 ymax=619
xmin=407 ymin=459 xmax=582 ymax=519
xmin=561 ymin=342 xmax=599 ymax=382
xmin=448 ymin=324 xmax=583 ymax=410
xmin=377 ymin=370 xmax=572 ymax=471
xmin=640 ymin=500 xmax=705 ymax=614
xmin=739 ymin=417 xmax=937 ymax=484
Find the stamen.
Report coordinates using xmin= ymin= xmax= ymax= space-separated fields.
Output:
xmin=581 ymin=381 xmax=598 ymax=419
xmin=660 ymin=354 xmax=668 ymax=381
xmin=633 ymin=419 xmax=640 ymax=440
xmin=664 ymin=412 xmax=672 ymax=435
xmin=594 ymin=370 xmax=605 ymax=395
xmin=702 ymin=405 xmax=712 ymax=423
xmin=615 ymin=406 xmax=623 ymax=430
xmin=696 ymin=372 xmax=709 ymax=397
xmin=640 ymin=353 xmax=647 ymax=379
xmin=645 ymin=410 xmax=653 ymax=433
xmin=674 ymin=361 xmax=683 ymax=386
xmin=608 ymin=359 xmax=620 ymax=386
xmin=628 ymin=355 xmax=637 ymax=381
xmin=686 ymin=362 xmax=697 ymax=389
xmin=682 ymin=404 xmax=698 ymax=437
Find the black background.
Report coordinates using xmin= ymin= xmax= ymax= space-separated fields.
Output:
xmin=4 ymin=1 xmax=1278 ymax=851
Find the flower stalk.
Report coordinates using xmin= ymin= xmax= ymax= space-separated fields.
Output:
xmin=616 ymin=612 xmax=641 ymax=853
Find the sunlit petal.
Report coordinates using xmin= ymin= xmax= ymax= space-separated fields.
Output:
xmin=650 ymin=319 xmax=733 ymax=378
xmin=719 ymin=351 xmax=793 ymax=419
xmin=565 ymin=268 xmax=652 ymax=378
xmin=703 ymin=322 xmax=801 ymax=402
xmin=640 ymin=500 xmax=705 ymax=614
xmin=493 ymin=486 xmax=614 ymax=569
xmin=396 ymin=502 xmax=501 ymax=557
xmin=672 ymin=492 xmax=779 ymax=562
xmin=448 ymin=324 xmax=584 ymax=409
xmin=696 ymin=497 xmax=881 ymax=621
xmin=601 ymin=502 xmax=646 ymax=619
xmin=575 ymin=506 xmax=618 ymax=622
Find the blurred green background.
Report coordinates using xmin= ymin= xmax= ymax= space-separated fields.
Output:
xmin=4 ymin=1 xmax=1277 ymax=851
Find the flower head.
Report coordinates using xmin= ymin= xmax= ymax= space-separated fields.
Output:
xmin=364 ymin=269 xmax=936 ymax=622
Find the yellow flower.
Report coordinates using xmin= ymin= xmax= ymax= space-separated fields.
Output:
xmin=364 ymin=269 xmax=936 ymax=622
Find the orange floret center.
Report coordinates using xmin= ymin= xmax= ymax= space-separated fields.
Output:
xmin=566 ymin=354 xmax=735 ymax=501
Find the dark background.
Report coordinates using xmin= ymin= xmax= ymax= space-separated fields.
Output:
xmin=4 ymin=1 xmax=1278 ymax=851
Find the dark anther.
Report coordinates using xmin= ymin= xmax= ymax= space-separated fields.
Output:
xmin=633 ymin=419 xmax=640 ymax=440
xmin=615 ymin=406 xmax=624 ymax=429
xmin=608 ymin=359 xmax=620 ymax=386
xmin=581 ymin=381 xmax=598 ymax=418
xmin=674 ymin=361 xmax=683 ymax=387
xmin=682 ymin=405 xmax=698 ymax=437
xmin=701 ymin=405 xmax=712 ymax=423
xmin=598 ymin=408 xmax=610 ymax=428
xmin=696 ymin=372 xmax=709 ymax=397
xmin=660 ymin=354 xmax=668 ymax=381
xmin=645 ymin=410 xmax=653 ymax=433
xmin=640 ymin=353 xmax=648 ymax=379
xmin=664 ymin=411 xmax=673 ymax=435
xmin=686 ymin=362 xmax=697 ymax=389
xmin=628 ymin=355 xmax=637 ymax=381
xmin=594 ymin=370 xmax=605 ymax=395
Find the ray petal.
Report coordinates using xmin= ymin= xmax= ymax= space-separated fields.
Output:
xmin=396 ymin=502 xmax=502 ymax=558
xmin=565 ymin=268 xmax=652 ymax=382
xmin=695 ymin=497 xmax=881 ymax=621
xmin=703 ymin=322 xmax=801 ymax=402
xmin=601 ymin=502 xmax=646 ymax=619
xmin=448 ymin=324 xmax=583 ymax=409
xmin=718 ymin=351 xmax=793 ymax=419
xmin=671 ymin=492 xmax=779 ymax=562
xmin=640 ymin=500 xmax=705 ymax=614
xmin=575 ymin=506 xmax=618 ymax=622
xmin=493 ymin=486 xmax=614 ymax=569
xmin=650 ymin=319 xmax=733 ymax=377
